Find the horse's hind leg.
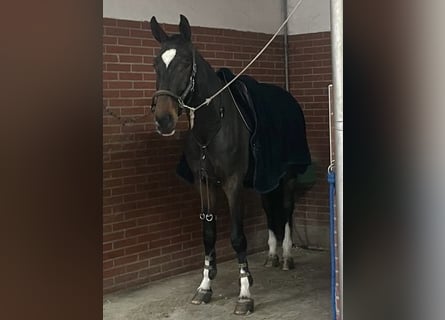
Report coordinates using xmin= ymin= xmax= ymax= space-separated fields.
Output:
xmin=282 ymin=176 xmax=298 ymax=270
xmin=191 ymin=185 xmax=217 ymax=305
xmin=261 ymin=187 xmax=282 ymax=268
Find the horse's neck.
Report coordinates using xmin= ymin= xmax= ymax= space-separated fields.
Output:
xmin=187 ymin=53 xmax=249 ymax=171
xmin=188 ymin=55 xmax=227 ymax=144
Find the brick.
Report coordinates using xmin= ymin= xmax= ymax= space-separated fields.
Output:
xmin=142 ymin=39 xmax=158 ymax=47
xmin=125 ymin=226 xmax=148 ymax=237
xmin=103 ymin=195 xmax=123 ymax=206
xmin=130 ymin=29 xmax=151 ymax=38
xmin=161 ymin=243 xmax=182 ymax=255
xmin=304 ymin=60 xmax=323 ymax=68
xmin=119 ymin=72 xmax=143 ymax=80
xmin=131 ymin=64 xmax=153 ymax=72
xmin=103 ymin=266 xmax=126 ymax=278
xmin=113 ymin=237 xmax=138 ymax=249
xmin=118 ymin=37 xmax=142 ymax=46
xmin=137 ymin=232 xmax=161 ymax=244
xmin=115 ymin=272 xmax=138 ymax=284
xmin=123 ymin=191 xmax=148 ymax=202
xmin=147 ymin=221 xmax=171 ymax=233
xmin=103 ymin=89 xmax=120 ymax=98
xmin=140 ymin=266 xmax=161 ymax=279
xmin=120 ymin=55 xmax=143 ymax=63
xmin=103 ymin=260 xmax=114 ymax=270
xmin=103 ymin=18 xmax=117 ymax=27
xmin=150 ymin=255 xmax=171 ymax=266
xmin=150 ymin=238 xmax=170 ymax=249
xmin=103 ymin=242 xmax=112 ymax=251
xmin=125 ymin=243 xmax=148 ymax=255
xmin=113 ymin=219 xmax=137 ymax=230
xmin=110 ymin=151 xmax=136 ymax=161
xmin=124 ymin=209 xmax=151 ymax=220
xmin=106 ymin=45 xmax=131 ymax=54
xmin=126 ymin=261 xmax=149 ymax=272
xmin=103 ymin=54 xmax=118 ymax=63
xmin=117 ymin=20 xmax=142 ymax=29
xmin=120 ymin=90 xmax=144 ymax=97
xmin=105 ymin=27 xmax=129 ymax=37
xmin=103 ymin=249 xmax=125 ymax=261
xmin=162 ymin=260 xmax=184 ymax=272
xmin=103 ymin=72 xmax=118 ymax=80
xmin=103 ymin=36 xmax=118 ymax=46
xmin=313 ymin=53 xmax=331 ymax=60
xmin=110 ymin=168 xmax=137 ymax=178
xmin=312 ymin=67 xmax=332 ymax=74
xmin=103 ymin=231 xmax=124 ymax=242
xmin=133 ymin=81 xmax=151 ymax=89
xmin=114 ymin=254 xmax=138 ymax=266
xmin=138 ymin=249 xmax=161 ymax=261
xmin=107 ymin=63 xmax=131 ymax=72
xmin=130 ymin=47 xmax=152 ymax=55
xmin=136 ymin=214 xmax=161 ymax=226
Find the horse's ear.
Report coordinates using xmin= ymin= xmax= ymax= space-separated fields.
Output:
xmin=179 ymin=14 xmax=191 ymax=41
xmin=150 ymin=16 xmax=168 ymax=43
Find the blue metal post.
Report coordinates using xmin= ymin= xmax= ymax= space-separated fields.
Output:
xmin=327 ymin=169 xmax=336 ymax=320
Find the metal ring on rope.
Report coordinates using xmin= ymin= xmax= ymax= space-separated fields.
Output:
xmin=328 ymin=160 xmax=336 ymax=173
xmin=205 ymin=213 xmax=214 ymax=222
xmin=199 ymin=212 xmax=206 ymax=220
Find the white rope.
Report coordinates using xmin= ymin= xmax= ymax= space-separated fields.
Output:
xmin=184 ymin=0 xmax=304 ymax=112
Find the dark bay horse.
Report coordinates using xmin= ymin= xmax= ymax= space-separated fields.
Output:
xmin=150 ymin=15 xmax=311 ymax=315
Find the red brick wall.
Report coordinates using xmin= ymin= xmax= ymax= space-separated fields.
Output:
xmin=103 ymin=18 xmax=286 ymax=293
xmin=289 ymin=32 xmax=332 ymax=247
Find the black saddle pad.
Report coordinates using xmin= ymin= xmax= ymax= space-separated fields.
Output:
xmin=176 ymin=68 xmax=312 ymax=194
xmin=216 ymin=68 xmax=256 ymax=134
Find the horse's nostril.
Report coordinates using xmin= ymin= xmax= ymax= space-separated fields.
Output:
xmin=156 ymin=114 xmax=173 ymax=128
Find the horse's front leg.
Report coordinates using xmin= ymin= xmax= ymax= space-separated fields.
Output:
xmin=223 ymin=175 xmax=254 ymax=315
xmin=191 ymin=183 xmax=217 ymax=305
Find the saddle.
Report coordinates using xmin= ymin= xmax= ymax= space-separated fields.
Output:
xmin=216 ymin=68 xmax=256 ymax=133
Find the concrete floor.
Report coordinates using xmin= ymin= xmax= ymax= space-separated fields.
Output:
xmin=103 ymin=249 xmax=331 ymax=320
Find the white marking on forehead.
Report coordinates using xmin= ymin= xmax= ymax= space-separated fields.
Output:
xmin=161 ymin=49 xmax=176 ymax=68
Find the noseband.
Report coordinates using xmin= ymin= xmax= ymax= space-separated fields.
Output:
xmin=151 ymin=49 xmax=197 ymax=116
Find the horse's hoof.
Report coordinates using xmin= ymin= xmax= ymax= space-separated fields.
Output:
xmin=264 ymin=254 xmax=280 ymax=267
xmin=234 ymin=298 xmax=254 ymax=315
xmin=191 ymin=288 xmax=212 ymax=305
xmin=282 ymin=257 xmax=295 ymax=270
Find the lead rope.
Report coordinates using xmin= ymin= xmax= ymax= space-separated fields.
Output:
xmin=103 ymin=103 xmax=149 ymax=126
xmin=180 ymin=0 xmax=304 ymax=114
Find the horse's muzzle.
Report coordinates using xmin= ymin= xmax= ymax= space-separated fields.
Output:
xmin=155 ymin=114 xmax=176 ymax=136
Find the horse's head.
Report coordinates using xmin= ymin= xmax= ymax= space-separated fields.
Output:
xmin=150 ymin=15 xmax=195 ymax=136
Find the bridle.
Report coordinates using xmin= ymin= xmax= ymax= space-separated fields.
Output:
xmin=151 ymin=49 xmax=197 ymax=116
